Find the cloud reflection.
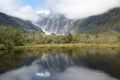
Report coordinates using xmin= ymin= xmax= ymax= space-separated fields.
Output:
xmin=53 ymin=67 xmax=118 ymax=80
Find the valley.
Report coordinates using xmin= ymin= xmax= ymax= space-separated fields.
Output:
xmin=0 ymin=1 xmax=120 ymax=80
xmin=0 ymin=8 xmax=120 ymax=49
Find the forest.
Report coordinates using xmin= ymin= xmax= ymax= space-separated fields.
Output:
xmin=0 ymin=26 xmax=120 ymax=49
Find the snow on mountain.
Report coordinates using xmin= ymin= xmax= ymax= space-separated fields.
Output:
xmin=35 ymin=8 xmax=120 ymax=35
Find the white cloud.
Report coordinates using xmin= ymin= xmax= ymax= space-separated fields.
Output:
xmin=47 ymin=0 xmax=120 ymax=19
xmin=0 ymin=0 xmax=19 ymax=12
xmin=0 ymin=0 xmax=120 ymax=21
xmin=13 ymin=5 xmax=39 ymax=21
xmin=0 ymin=0 xmax=39 ymax=21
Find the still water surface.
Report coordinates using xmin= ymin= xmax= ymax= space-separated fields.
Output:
xmin=0 ymin=48 xmax=120 ymax=80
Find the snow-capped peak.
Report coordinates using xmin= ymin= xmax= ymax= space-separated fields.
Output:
xmin=36 ymin=10 xmax=50 ymax=15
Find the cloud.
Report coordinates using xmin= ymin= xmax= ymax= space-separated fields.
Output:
xmin=13 ymin=5 xmax=39 ymax=21
xmin=47 ymin=0 xmax=120 ymax=19
xmin=0 ymin=65 xmax=39 ymax=80
xmin=0 ymin=0 xmax=39 ymax=21
xmin=54 ymin=67 xmax=117 ymax=80
xmin=0 ymin=0 xmax=120 ymax=21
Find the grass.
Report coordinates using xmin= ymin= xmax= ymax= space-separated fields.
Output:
xmin=15 ymin=43 xmax=120 ymax=49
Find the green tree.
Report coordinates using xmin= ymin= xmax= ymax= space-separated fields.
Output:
xmin=0 ymin=25 xmax=26 ymax=48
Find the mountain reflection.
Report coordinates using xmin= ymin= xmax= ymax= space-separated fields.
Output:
xmin=0 ymin=52 xmax=119 ymax=80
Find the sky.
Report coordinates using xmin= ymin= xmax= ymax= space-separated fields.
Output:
xmin=21 ymin=0 xmax=45 ymax=9
xmin=0 ymin=0 xmax=120 ymax=21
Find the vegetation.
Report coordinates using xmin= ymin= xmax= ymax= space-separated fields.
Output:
xmin=0 ymin=25 xmax=120 ymax=49
xmin=0 ymin=26 xmax=26 ymax=49
xmin=72 ymin=8 xmax=120 ymax=33
xmin=15 ymin=44 xmax=120 ymax=50
xmin=26 ymin=32 xmax=120 ymax=45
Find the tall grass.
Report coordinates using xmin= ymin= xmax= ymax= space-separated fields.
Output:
xmin=15 ymin=43 xmax=120 ymax=49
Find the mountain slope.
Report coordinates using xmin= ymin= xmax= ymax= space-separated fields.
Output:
xmin=0 ymin=12 xmax=42 ymax=33
xmin=36 ymin=13 xmax=73 ymax=35
xmin=36 ymin=8 xmax=120 ymax=34
xmin=71 ymin=8 xmax=120 ymax=33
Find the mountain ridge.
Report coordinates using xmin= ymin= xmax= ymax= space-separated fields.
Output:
xmin=0 ymin=12 xmax=43 ymax=33
xmin=36 ymin=8 xmax=120 ymax=34
xmin=0 ymin=8 xmax=120 ymax=35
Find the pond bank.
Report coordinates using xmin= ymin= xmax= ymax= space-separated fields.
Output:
xmin=15 ymin=43 xmax=120 ymax=49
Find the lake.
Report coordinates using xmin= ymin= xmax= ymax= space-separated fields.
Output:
xmin=0 ymin=48 xmax=120 ymax=80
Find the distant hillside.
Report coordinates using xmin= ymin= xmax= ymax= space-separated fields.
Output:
xmin=0 ymin=8 xmax=120 ymax=35
xmin=36 ymin=8 xmax=120 ymax=34
xmin=0 ymin=12 xmax=42 ymax=33
xmin=72 ymin=8 xmax=120 ymax=33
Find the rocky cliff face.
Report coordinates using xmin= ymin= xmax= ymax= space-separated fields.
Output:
xmin=36 ymin=13 xmax=73 ymax=35
xmin=36 ymin=8 xmax=120 ymax=35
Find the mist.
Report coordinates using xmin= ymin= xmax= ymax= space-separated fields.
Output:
xmin=0 ymin=0 xmax=120 ymax=21
xmin=50 ymin=0 xmax=120 ymax=19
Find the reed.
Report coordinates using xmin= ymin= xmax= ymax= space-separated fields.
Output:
xmin=15 ymin=43 xmax=120 ymax=49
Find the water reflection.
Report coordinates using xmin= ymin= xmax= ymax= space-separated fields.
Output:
xmin=0 ymin=48 xmax=120 ymax=80
xmin=54 ymin=67 xmax=117 ymax=80
xmin=0 ymin=65 xmax=39 ymax=80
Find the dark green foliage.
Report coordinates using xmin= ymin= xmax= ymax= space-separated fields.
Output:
xmin=64 ymin=33 xmax=73 ymax=43
xmin=0 ymin=26 xmax=26 ymax=48
xmin=0 ymin=25 xmax=119 ymax=49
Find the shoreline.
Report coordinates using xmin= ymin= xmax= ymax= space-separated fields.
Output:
xmin=14 ymin=43 xmax=120 ymax=49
